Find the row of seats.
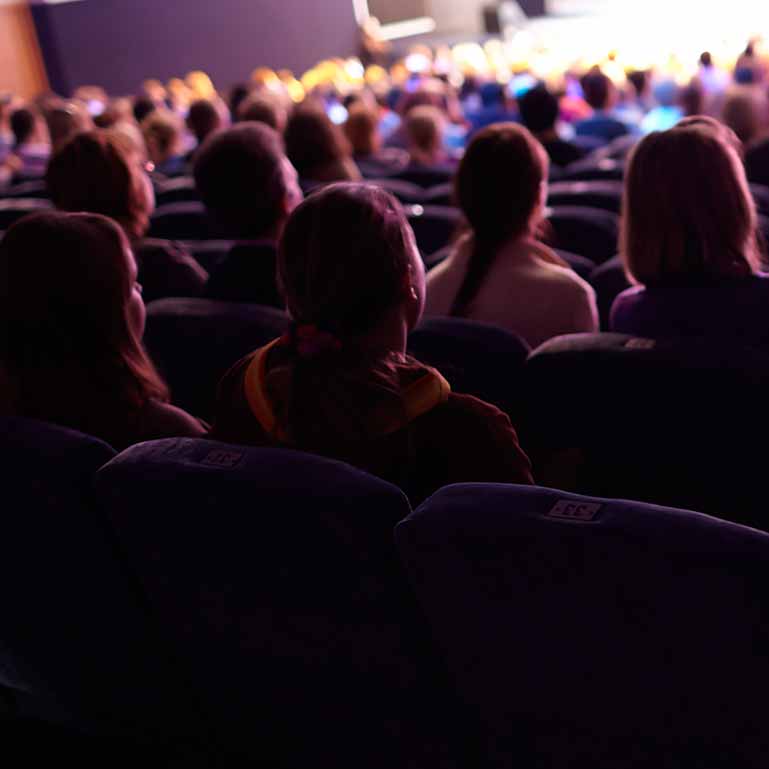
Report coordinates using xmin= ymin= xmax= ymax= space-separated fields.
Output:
xmin=3 ymin=416 xmax=769 ymax=767
xmin=143 ymin=299 xmax=769 ymax=528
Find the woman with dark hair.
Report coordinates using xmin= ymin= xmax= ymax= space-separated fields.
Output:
xmin=611 ymin=122 xmax=769 ymax=340
xmin=212 ymin=183 xmax=532 ymax=503
xmin=284 ymin=103 xmax=361 ymax=183
xmin=426 ymin=123 xmax=598 ymax=348
xmin=47 ymin=129 xmax=207 ymax=302
xmin=0 ymin=211 xmax=204 ymax=449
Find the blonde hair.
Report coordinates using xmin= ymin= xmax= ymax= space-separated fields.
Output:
xmin=622 ymin=124 xmax=761 ymax=285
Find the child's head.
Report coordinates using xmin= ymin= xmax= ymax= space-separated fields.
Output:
xmin=279 ymin=182 xmax=424 ymax=340
xmin=622 ymin=122 xmax=760 ymax=284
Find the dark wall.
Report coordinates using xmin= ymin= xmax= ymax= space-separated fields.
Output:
xmin=30 ymin=0 xmax=359 ymax=95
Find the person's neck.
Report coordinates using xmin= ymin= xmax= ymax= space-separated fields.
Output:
xmin=352 ymin=310 xmax=409 ymax=360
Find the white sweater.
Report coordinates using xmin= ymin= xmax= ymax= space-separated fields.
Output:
xmin=425 ymin=235 xmax=599 ymax=349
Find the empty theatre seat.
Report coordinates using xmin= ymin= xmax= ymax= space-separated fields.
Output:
xmin=407 ymin=204 xmax=463 ymax=255
xmin=148 ymin=201 xmax=211 ymax=240
xmin=408 ymin=316 xmax=529 ymax=418
xmin=545 ymin=205 xmax=619 ymax=263
xmin=521 ymin=333 xmax=769 ymax=527
xmin=393 ymin=164 xmax=454 ymax=188
xmin=547 ymin=180 xmax=623 ymax=213
xmin=153 ymin=175 xmax=200 ymax=205
xmin=589 ymin=255 xmax=630 ymax=329
xmin=96 ymin=439 xmax=467 ymax=767
xmin=0 ymin=198 xmax=52 ymax=229
xmin=396 ymin=484 xmax=769 ymax=768
xmin=558 ymin=157 xmax=625 ymax=182
xmin=0 ymin=418 xmax=198 ymax=739
xmin=0 ymin=179 xmax=49 ymax=199
xmin=366 ymin=177 xmax=425 ymax=203
xmin=144 ymin=298 xmax=289 ymax=420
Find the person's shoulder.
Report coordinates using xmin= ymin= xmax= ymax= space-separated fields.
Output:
xmin=138 ymin=399 xmax=207 ymax=440
xmin=425 ymin=391 xmax=517 ymax=441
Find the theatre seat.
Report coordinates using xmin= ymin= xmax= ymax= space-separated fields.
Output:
xmin=153 ymin=175 xmax=200 ymax=205
xmin=96 ymin=439 xmax=467 ymax=767
xmin=558 ymin=156 xmax=625 ymax=182
xmin=545 ymin=205 xmax=619 ymax=263
xmin=148 ymin=201 xmax=212 ymax=240
xmin=396 ymin=483 xmax=769 ymax=768
xmin=408 ymin=316 xmax=529 ymax=419
xmin=393 ymin=164 xmax=454 ymax=188
xmin=0 ymin=197 xmax=52 ymax=229
xmin=521 ymin=332 xmax=769 ymax=526
xmin=144 ymin=298 xmax=289 ymax=420
xmin=0 ymin=418 xmax=198 ymax=740
xmin=589 ymin=255 xmax=630 ymax=328
xmin=366 ymin=177 xmax=426 ymax=203
xmin=547 ymin=179 xmax=623 ymax=213
xmin=407 ymin=204 xmax=463 ymax=256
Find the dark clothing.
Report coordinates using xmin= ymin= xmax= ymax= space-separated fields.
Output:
xmin=211 ymin=344 xmax=533 ymax=505
xmin=204 ymin=242 xmax=283 ymax=308
xmin=135 ymin=239 xmax=208 ymax=302
xmin=610 ymin=274 xmax=769 ymax=343
xmin=575 ymin=112 xmax=630 ymax=143
xmin=542 ymin=138 xmax=585 ymax=168
xmin=745 ymin=138 xmax=769 ymax=187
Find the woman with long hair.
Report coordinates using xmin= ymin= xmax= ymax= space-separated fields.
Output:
xmin=0 ymin=211 xmax=204 ymax=448
xmin=211 ymin=183 xmax=532 ymax=503
xmin=426 ymin=123 xmax=598 ymax=348
xmin=611 ymin=121 xmax=768 ymax=340
xmin=47 ymin=129 xmax=207 ymax=302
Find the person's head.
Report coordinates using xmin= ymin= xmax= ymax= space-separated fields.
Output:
xmin=344 ymin=103 xmax=381 ymax=156
xmin=451 ymin=123 xmax=549 ymax=315
xmin=404 ymin=105 xmax=445 ymax=165
xmin=279 ymin=182 xmax=424 ymax=339
xmin=238 ymin=92 xmax=288 ymax=133
xmin=680 ymin=81 xmax=705 ymax=117
xmin=194 ymin=122 xmax=302 ymax=239
xmin=518 ymin=84 xmax=559 ymax=134
xmin=622 ymin=124 xmax=760 ymax=285
xmin=141 ymin=109 xmax=183 ymax=166
xmin=700 ymin=51 xmax=713 ymax=69
xmin=626 ymin=70 xmax=650 ymax=100
xmin=186 ymin=98 xmax=223 ymax=145
xmin=10 ymin=107 xmax=47 ymax=147
xmin=228 ymin=83 xmax=251 ymax=119
xmin=47 ymin=129 xmax=154 ymax=240
xmin=581 ymin=71 xmax=615 ymax=110
xmin=721 ymin=87 xmax=766 ymax=145
xmin=284 ymin=103 xmax=352 ymax=180
xmin=0 ymin=211 xmax=167 ymax=433
xmin=46 ymin=102 xmax=93 ymax=152
xmin=133 ymin=96 xmax=157 ymax=124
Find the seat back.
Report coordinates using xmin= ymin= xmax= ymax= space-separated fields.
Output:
xmin=154 ymin=175 xmax=200 ymax=205
xmin=0 ymin=198 xmax=52 ymax=229
xmin=366 ymin=177 xmax=425 ymax=203
xmin=0 ymin=418 xmax=195 ymax=736
xmin=588 ymin=254 xmax=629 ymax=328
xmin=407 ymin=203 xmax=463 ymax=256
xmin=96 ymin=439 xmax=463 ymax=766
xmin=558 ymin=156 xmax=625 ymax=181
xmin=393 ymin=164 xmax=454 ymax=188
xmin=522 ymin=332 xmax=769 ymax=526
xmin=545 ymin=205 xmax=619 ymax=263
xmin=547 ymin=179 xmax=623 ymax=213
xmin=148 ymin=201 xmax=212 ymax=240
xmin=396 ymin=483 xmax=769 ymax=768
xmin=408 ymin=316 xmax=529 ymax=418
xmin=144 ymin=298 xmax=288 ymax=420
xmin=0 ymin=180 xmax=49 ymax=199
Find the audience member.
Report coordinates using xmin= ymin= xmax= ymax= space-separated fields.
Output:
xmin=518 ymin=84 xmax=585 ymax=167
xmin=0 ymin=211 xmax=205 ymax=448
xmin=404 ymin=105 xmax=448 ymax=166
xmin=238 ymin=92 xmax=288 ymax=133
xmin=45 ymin=101 xmax=93 ymax=152
xmin=211 ymin=183 xmax=533 ymax=502
xmin=194 ymin=122 xmax=303 ymax=305
xmin=426 ymin=123 xmax=598 ymax=347
xmin=284 ymin=104 xmax=361 ymax=182
xmin=611 ymin=122 xmax=769 ymax=341
xmin=9 ymin=106 xmax=50 ymax=178
xmin=721 ymin=86 xmax=767 ymax=145
xmin=186 ymin=98 xmax=225 ymax=151
xmin=141 ymin=109 xmax=186 ymax=176
xmin=47 ymin=130 xmax=207 ymax=302
xmin=575 ymin=71 xmax=631 ymax=143
xmin=344 ymin=102 xmax=408 ymax=175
